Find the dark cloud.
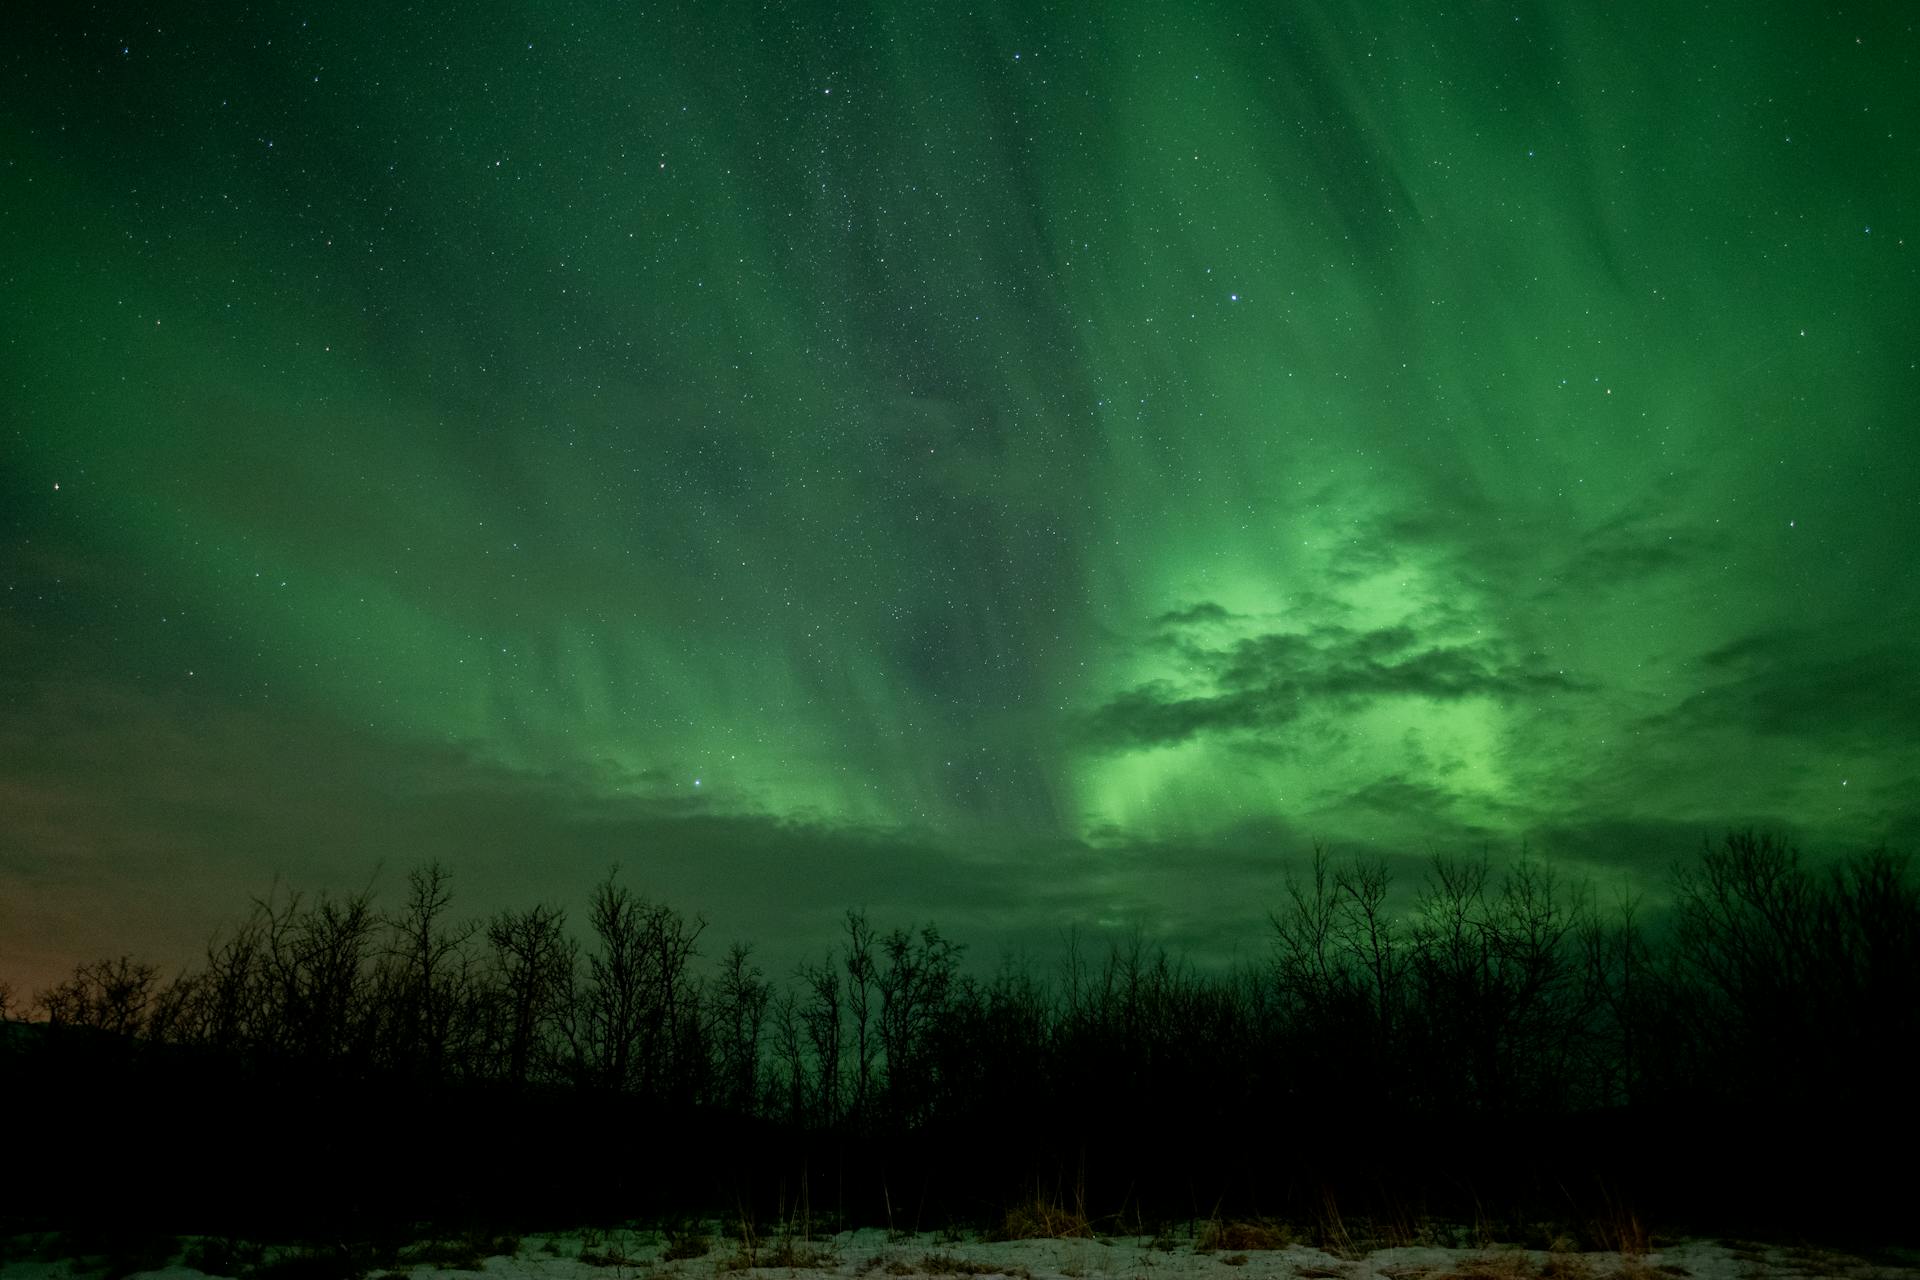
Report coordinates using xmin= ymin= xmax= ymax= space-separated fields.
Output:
xmin=1646 ymin=629 xmax=1920 ymax=746
xmin=1085 ymin=615 xmax=1584 ymax=752
xmin=1551 ymin=490 xmax=1726 ymax=594
xmin=1518 ymin=815 xmax=1736 ymax=883
xmin=1697 ymin=628 xmax=1799 ymax=671
xmin=1153 ymin=601 xmax=1240 ymax=628
xmin=0 ymin=667 xmax=1297 ymax=995
xmin=1340 ymin=774 xmax=1474 ymax=821
xmin=1083 ymin=681 xmax=1295 ymax=751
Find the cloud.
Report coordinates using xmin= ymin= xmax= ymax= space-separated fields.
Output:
xmin=0 ymin=664 xmax=1260 ymax=996
xmin=1551 ymin=495 xmax=1725 ymax=594
xmin=1339 ymin=773 xmax=1474 ymax=820
xmin=1647 ymin=628 xmax=1920 ymax=746
xmin=1331 ymin=477 xmax=1720 ymax=616
xmin=1152 ymin=601 xmax=1240 ymax=628
xmin=1084 ymin=613 xmax=1582 ymax=752
xmin=1083 ymin=681 xmax=1298 ymax=751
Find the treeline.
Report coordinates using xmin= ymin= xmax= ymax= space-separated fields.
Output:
xmin=2 ymin=832 xmax=1915 ymax=1241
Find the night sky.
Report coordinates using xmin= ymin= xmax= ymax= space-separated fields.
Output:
xmin=4 ymin=2 xmax=1917 ymax=995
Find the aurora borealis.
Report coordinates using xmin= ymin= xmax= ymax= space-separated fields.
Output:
xmin=3 ymin=1 xmax=1916 ymax=994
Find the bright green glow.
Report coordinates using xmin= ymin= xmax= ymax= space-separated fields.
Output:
xmin=2 ymin=1 xmax=1915 ymax=985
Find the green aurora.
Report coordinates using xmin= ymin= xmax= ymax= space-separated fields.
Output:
xmin=3 ymin=1 xmax=1916 ymax=991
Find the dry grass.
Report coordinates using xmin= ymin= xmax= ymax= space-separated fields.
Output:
xmin=1779 ymin=1244 xmax=1887 ymax=1278
xmin=914 ymin=1252 xmax=1034 ymax=1279
xmin=1606 ymin=1262 xmax=1689 ymax=1280
xmin=1430 ymin=1251 xmax=1539 ymax=1280
xmin=768 ymin=1239 xmax=839 ymax=1268
xmin=576 ymin=1248 xmax=637 ymax=1268
xmin=577 ymin=1231 xmax=646 ymax=1270
xmin=1198 ymin=1221 xmax=1293 ymax=1253
xmin=719 ymin=1240 xmax=839 ymax=1271
xmin=1313 ymin=1192 xmax=1357 ymax=1261
xmin=996 ymin=1197 xmax=1093 ymax=1241
xmin=661 ymin=1231 xmax=710 ymax=1262
xmin=1585 ymin=1202 xmax=1649 ymax=1258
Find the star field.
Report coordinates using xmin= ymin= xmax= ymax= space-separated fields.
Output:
xmin=2 ymin=0 xmax=1916 ymax=991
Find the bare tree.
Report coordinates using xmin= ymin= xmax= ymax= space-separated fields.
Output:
xmin=581 ymin=871 xmax=646 ymax=1092
xmin=799 ymin=953 xmax=843 ymax=1127
xmin=710 ymin=940 xmax=770 ymax=1116
xmin=1405 ymin=852 xmax=1588 ymax=1114
xmin=768 ymin=986 xmax=810 ymax=1126
xmin=301 ymin=889 xmax=382 ymax=1066
xmin=1487 ymin=856 xmax=1586 ymax=1109
xmin=197 ymin=909 xmax=267 ymax=1055
xmin=1270 ymin=843 xmax=1347 ymax=1021
xmin=647 ymin=892 xmax=706 ymax=1106
xmin=1671 ymin=830 xmax=1815 ymax=1094
xmin=485 ymin=901 xmax=576 ymax=1088
xmin=145 ymin=969 xmax=207 ymax=1045
xmin=1580 ymin=890 xmax=1655 ymax=1107
xmin=1814 ymin=847 xmax=1919 ymax=1095
xmin=1674 ymin=832 xmax=1920 ymax=1105
xmin=579 ymin=870 xmax=704 ymax=1097
xmin=385 ymin=861 xmax=478 ymax=1084
xmin=244 ymin=883 xmax=381 ymax=1067
xmin=1332 ymin=856 xmax=1401 ymax=1046
xmin=843 ymin=909 xmax=878 ymax=1126
xmin=877 ymin=922 xmax=962 ymax=1130
xmin=1268 ymin=846 xmax=1408 ymax=1106
xmin=36 ymin=955 xmax=159 ymax=1035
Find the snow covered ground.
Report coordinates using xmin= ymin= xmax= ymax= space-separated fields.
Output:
xmin=5 ymin=1226 xmax=1916 ymax=1280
